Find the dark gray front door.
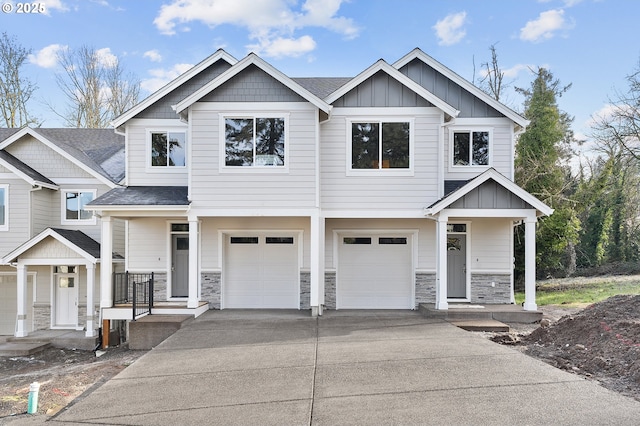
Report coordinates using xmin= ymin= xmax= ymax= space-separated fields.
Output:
xmin=447 ymin=234 xmax=467 ymax=299
xmin=172 ymin=235 xmax=189 ymax=297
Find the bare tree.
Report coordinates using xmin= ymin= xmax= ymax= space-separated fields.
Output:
xmin=55 ymin=45 xmax=140 ymax=128
xmin=478 ymin=44 xmax=507 ymax=102
xmin=0 ymin=32 xmax=38 ymax=127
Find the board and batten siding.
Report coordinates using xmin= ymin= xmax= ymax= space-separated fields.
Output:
xmin=125 ymin=119 xmax=188 ymax=187
xmin=188 ymin=103 xmax=318 ymax=210
xmin=321 ymin=108 xmax=441 ymax=211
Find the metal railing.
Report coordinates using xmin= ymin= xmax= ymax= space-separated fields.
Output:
xmin=113 ymin=272 xmax=154 ymax=320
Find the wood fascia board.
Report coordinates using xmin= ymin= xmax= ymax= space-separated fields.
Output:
xmin=393 ymin=48 xmax=529 ymax=128
xmin=111 ymin=49 xmax=238 ymax=128
xmin=0 ymin=128 xmax=117 ymax=188
xmin=174 ymin=53 xmax=331 ymax=114
xmin=324 ymin=60 xmax=459 ymax=118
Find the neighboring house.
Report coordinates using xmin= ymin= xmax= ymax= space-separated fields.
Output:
xmin=0 ymin=128 xmax=125 ymax=337
xmin=0 ymin=48 xmax=552 ymax=339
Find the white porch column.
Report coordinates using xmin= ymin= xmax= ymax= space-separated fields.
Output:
xmin=523 ymin=217 xmax=538 ymax=311
xmin=15 ymin=263 xmax=28 ymax=337
xmin=310 ymin=212 xmax=325 ymax=317
xmin=85 ymin=263 xmax=96 ymax=337
xmin=100 ymin=216 xmax=113 ymax=309
xmin=435 ymin=215 xmax=448 ymax=310
xmin=187 ymin=218 xmax=199 ymax=309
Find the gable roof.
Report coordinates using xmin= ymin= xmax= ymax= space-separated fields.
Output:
xmin=111 ymin=49 xmax=238 ymax=129
xmin=0 ymin=150 xmax=58 ymax=188
xmin=0 ymin=128 xmax=125 ymax=186
xmin=324 ymin=59 xmax=460 ymax=118
xmin=393 ymin=48 xmax=528 ymax=128
xmin=174 ymin=53 xmax=332 ymax=115
xmin=1 ymin=228 xmax=109 ymax=264
xmin=425 ymin=168 xmax=553 ymax=217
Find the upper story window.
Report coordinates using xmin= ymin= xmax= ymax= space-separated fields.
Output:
xmin=150 ymin=131 xmax=186 ymax=168
xmin=62 ymin=190 xmax=96 ymax=225
xmin=224 ymin=116 xmax=286 ymax=168
xmin=452 ymin=130 xmax=490 ymax=167
xmin=0 ymin=184 xmax=7 ymax=231
xmin=348 ymin=119 xmax=413 ymax=175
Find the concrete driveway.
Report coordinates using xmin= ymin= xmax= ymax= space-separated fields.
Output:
xmin=37 ymin=310 xmax=640 ymax=425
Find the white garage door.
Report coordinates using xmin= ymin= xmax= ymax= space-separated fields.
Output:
xmin=223 ymin=234 xmax=299 ymax=308
xmin=0 ymin=274 xmax=33 ymax=335
xmin=337 ymin=235 xmax=413 ymax=309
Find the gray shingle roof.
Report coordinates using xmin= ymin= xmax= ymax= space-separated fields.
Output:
xmin=0 ymin=150 xmax=57 ymax=186
xmin=88 ymin=186 xmax=189 ymax=206
xmin=292 ymin=77 xmax=353 ymax=99
xmin=49 ymin=228 xmax=102 ymax=258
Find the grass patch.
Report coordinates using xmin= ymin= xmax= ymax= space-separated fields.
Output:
xmin=515 ymin=275 xmax=640 ymax=306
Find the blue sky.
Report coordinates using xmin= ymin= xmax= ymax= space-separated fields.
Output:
xmin=1 ymin=0 xmax=638 ymax=145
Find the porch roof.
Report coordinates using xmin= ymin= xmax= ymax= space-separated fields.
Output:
xmin=1 ymin=227 xmax=123 ymax=264
xmin=87 ymin=186 xmax=189 ymax=207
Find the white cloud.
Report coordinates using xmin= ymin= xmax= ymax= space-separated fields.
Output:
xmin=520 ymin=9 xmax=574 ymax=42
xmin=248 ymin=35 xmax=316 ymax=59
xmin=28 ymin=44 xmax=67 ymax=68
xmin=153 ymin=0 xmax=359 ymax=58
xmin=502 ymin=63 xmax=534 ymax=79
xmin=40 ymin=0 xmax=69 ymax=14
xmin=95 ymin=47 xmax=118 ymax=68
xmin=141 ymin=63 xmax=194 ymax=93
xmin=143 ymin=49 xmax=163 ymax=62
xmin=433 ymin=12 xmax=467 ymax=46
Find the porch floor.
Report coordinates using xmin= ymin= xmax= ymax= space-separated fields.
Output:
xmin=0 ymin=330 xmax=99 ymax=355
xmin=418 ymin=303 xmax=543 ymax=325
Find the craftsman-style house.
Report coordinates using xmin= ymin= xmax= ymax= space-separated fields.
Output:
xmin=0 ymin=48 xmax=552 ymax=339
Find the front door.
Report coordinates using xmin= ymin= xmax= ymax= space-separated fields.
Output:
xmin=172 ymin=234 xmax=189 ymax=297
xmin=447 ymin=234 xmax=467 ymax=299
xmin=55 ymin=266 xmax=78 ymax=327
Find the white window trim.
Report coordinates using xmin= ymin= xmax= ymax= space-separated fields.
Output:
xmin=346 ymin=117 xmax=415 ymax=177
xmin=61 ymin=189 xmax=97 ymax=226
xmin=219 ymin=113 xmax=290 ymax=173
xmin=0 ymin=184 xmax=7 ymax=231
xmin=145 ymin=127 xmax=188 ymax=173
xmin=448 ymin=127 xmax=493 ymax=173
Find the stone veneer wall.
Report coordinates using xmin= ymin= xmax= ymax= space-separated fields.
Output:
xmin=300 ymin=272 xmax=310 ymax=310
xmin=153 ymin=272 xmax=167 ymax=302
xmin=201 ymin=272 xmax=221 ymax=309
xmin=415 ymin=273 xmax=436 ymax=307
xmin=33 ymin=303 xmax=50 ymax=330
xmin=324 ymin=271 xmax=336 ymax=309
xmin=470 ymin=274 xmax=512 ymax=304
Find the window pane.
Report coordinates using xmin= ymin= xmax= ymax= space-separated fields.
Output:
xmin=447 ymin=224 xmax=467 ymax=233
xmin=352 ymin=123 xmax=379 ymax=169
xmin=225 ymin=118 xmax=254 ymax=166
xmin=255 ymin=118 xmax=285 ymax=166
xmin=230 ymin=237 xmax=259 ymax=244
xmin=171 ymin=223 xmax=189 ymax=232
xmin=472 ymin=131 xmax=489 ymax=165
xmin=151 ymin=132 xmax=168 ymax=166
xmin=343 ymin=237 xmax=372 ymax=244
xmin=78 ymin=192 xmax=94 ymax=220
xmin=176 ymin=237 xmax=189 ymax=250
xmin=168 ymin=132 xmax=186 ymax=166
xmin=66 ymin=192 xmax=79 ymax=220
xmin=379 ymin=237 xmax=407 ymax=244
xmin=382 ymin=122 xmax=410 ymax=168
xmin=0 ymin=188 xmax=4 ymax=226
xmin=266 ymin=237 xmax=294 ymax=244
xmin=453 ymin=133 xmax=470 ymax=165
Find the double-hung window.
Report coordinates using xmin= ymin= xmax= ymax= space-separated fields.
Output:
xmin=224 ymin=116 xmax=287 ymax=168
xmin=62 ymin=190 xmax=96 ymax=225
xmin=0 ymin=184 xmax=7 ymax=231
xmin=452 ymin=130 xmax=490 ymax=167
xmin=349 ymin=119 xmax=413 ymax=174
xmin=150 ymin=130 xmax=187 ymax=168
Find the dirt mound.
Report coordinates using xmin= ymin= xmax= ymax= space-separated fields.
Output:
xmin=520 ymin=295 xmax=640 ymax=400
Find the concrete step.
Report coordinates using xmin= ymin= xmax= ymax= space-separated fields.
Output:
xmin=450 ymin=319 xmax=510 ymax=332
xmin=128 ymin=315 xmax=194 ymax=350
xmin=0 ymin=341 xmax=50 ymax=357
